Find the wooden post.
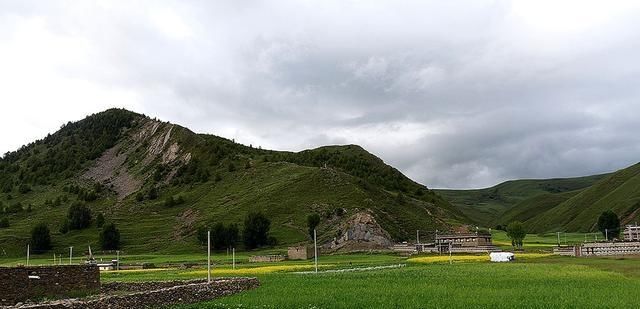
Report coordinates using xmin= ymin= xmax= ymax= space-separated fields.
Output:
xmin=207 ymin=230 xmax=211 ymax=283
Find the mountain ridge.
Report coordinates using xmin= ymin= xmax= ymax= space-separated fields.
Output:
xmin=0 ymin=108 xmax=465 ymax=256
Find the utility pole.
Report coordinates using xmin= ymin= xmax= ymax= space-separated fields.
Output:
xmin=116 ymin=251 xmax=120 ymax=270
xmin=557 ymin=232 xmax=560 ymax=246
xmin=605 ymin=229 xmax=608 ymax=241
xmin=416 ymin=230 xmax=420 ymax=244
xmin=26 ymin=244 xmax=29 ymax=266
xmin=232 ymin=248 xmax=235 ymax=270
xmin=207 ymin=230 xmax=211 ymax=283
xmin=448 ymin=242 xmax=452 ymax=265
xmin=69 ymin=247 xmax=73 ymax=265
xmin=314 ymin=228 xmax=318 ymax=273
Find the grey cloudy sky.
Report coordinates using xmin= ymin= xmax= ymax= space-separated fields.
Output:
xmin=1 ymin=0 xmax=640 ymax=189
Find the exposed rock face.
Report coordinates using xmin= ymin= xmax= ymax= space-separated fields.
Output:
xmin=82 ymin=146 xmax=141 ymax=200
xmin=326 ymin=211 xmax=392 ymax=251
xmin=82 ymin=119 xmax=191 ymax=199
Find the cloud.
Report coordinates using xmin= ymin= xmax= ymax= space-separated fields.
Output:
xmin=1 ymin=0 xmax=640 ymax=188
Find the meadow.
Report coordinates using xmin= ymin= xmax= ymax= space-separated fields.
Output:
xmin=3 ymin=230 xmax=638 ymax=308
xmin=91 ymin=252 xmax=640 ymax=308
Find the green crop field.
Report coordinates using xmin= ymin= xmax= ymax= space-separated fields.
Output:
xmin=88 ymin=252 xmax=640 ymax=309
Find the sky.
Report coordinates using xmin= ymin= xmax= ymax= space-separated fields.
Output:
xmin=1 ymin=0 xmax=640 ymax=189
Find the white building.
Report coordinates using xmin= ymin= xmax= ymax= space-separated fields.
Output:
xmin=624 ymin=225 xmax=640 ymax=241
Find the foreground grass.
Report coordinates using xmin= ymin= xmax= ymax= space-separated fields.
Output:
xmin=174 ymin=262 xmax=640 ymax=308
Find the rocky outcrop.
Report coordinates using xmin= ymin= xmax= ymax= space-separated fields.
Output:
xmin=325 ymin=211 xmax=393 ymax=251
xmin=82 ymin=119 xmax=192 ymax=199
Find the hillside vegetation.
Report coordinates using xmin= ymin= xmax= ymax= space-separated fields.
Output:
xmin=435 ymin=174 xmax=606 ymax=226
xmin=442 ymin=162 xmax=640 ymax=233
xmin=0 ymin=109 xmax=464 ymax=257
xmin=521 ymin=163 xmax=640 ymax=232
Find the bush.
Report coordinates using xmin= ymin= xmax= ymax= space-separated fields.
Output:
xmin=243 ymin=212 xmax=271 ymax=249
xmin=0 ymin=217 xmax=9 ymax=228
xmin=307 ymin=213 xmax=321 ymax=240
xmin=59 ymin=218 xmax=70 ymax=234
xmin=18 ymin=184 xmax=31 ymax=194
xmin=67 ymin=202 xmax=92 ymax=230
xmin=164 ymin=195 xmax=185 ymax=208
xmin=598 ymin=210 xmax=621 ymax=240
xmin=96 ymin=213 xmax=105 ymax=228
xmin=100 ymin=223 xmax=121 ymax=250
xmin=211 ymin=223 xmax=240 ymax=250
xmin=506 ymin=221 xmax=526 ymax=249
xmin=30 ymin=222 xmax=52 ymax=253
xmin=147 ymin=187 xmax=158 ymax=200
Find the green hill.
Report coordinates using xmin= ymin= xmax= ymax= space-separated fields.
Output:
xmin=0 ymin=109 xmax=465 ymax=257
xmin=521 ymin=163 xmax=640 ymax=232
xmin=435 ymin=174 xmax=606 ymax=226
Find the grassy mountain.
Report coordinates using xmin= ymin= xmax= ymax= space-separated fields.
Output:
xmin=0 ymin=109 xmax=464 ymax=257
xmin=521 ymin=163 xmax=640 ymax=233
xmin=435 ymin=174 xmax=607 ymax=227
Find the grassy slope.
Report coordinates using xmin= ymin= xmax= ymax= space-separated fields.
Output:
xmin=435 ymin=174 xmax=606 ymax=226
xmin=0 ymin=109 xmax=463 ymax=257
xmin=524 ymin=163 xmax=640 ymax=232
xmin=497 ymin=190 xmax=579 ymax=226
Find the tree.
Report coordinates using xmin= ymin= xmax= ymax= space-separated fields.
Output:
xmin=225 ymin=223 xmax=240 ymax=248
xmin=197 ymin=221 xmax=214 ymax=246
xmin=307 ymin=213 xmax=320 ymax=240
xmin=96 ymin=213 xmax=105 ymax=228
xmin=30 ymin=223 xmax=52 ymax=252
xmin=67 ymin=202 xmax=92 ymax=230
xmin=100 ymin=223 xmax=121 ymax=250
xmin=597 ymin=210 xmax=620 ymax=240
xmin=243 ymin=212 xmax=271 ymax=249
xmin=506 ymin=221 xmax=526 ymax=249
xmin=0 ymin=217 xmax=9 ymax=228
xmin=212 ymin=222 xmax=227 ymax=250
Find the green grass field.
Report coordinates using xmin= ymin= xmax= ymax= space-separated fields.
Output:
xmin=91 ymin=251 xmax=640 ymax=309
xmin=3 ymin=231 xmax=637 ymax=308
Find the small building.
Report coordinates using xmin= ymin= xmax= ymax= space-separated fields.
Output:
xmin=288 ymin=246 xmax=315 ymax=260
xmin=96 ymin=259 xmax=118 ymax=271
xmin=435 ymin=233 xmax=499 ymax=253
xmin=490 ymin=252 xmax=515 ymax=262
xmin=624 ymin=225 xmax=640 ymax=241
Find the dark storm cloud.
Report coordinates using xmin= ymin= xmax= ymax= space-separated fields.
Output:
xmin=2 ymin=1 xmax=640 ymax=188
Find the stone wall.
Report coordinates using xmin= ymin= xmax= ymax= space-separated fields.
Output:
xmin=287 ymin=246 xmax=314 ymax=260
xmin=0 ymin=265 xmax=100 ymax=306
xmin=9 ymin=278 xmax=259 ymax=309
xmin=248 ymin=255 xmax=284 ymax=262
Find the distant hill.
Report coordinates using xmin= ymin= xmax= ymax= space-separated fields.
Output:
xmin=0 ymin=109 xmax=465 ymax=257
xmin=435 ymin=174 xmax=607 ymax=227
xmin=520 ymin=163 xmax=640 ymax=233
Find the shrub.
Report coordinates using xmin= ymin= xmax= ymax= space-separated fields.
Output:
xmin=67 ymin=202 xmax=92 ymax=230
xmin=96 ymin=213 xmax=105 ymax=228
xmin=0 ymin=217 xmax=9 ymax=228
xmin=30 ymin=222 xmax=52 ymax=253
xmin=147 ymin=187 xmax=158 ymax=200
xmin=243 ymin=212 xmax=271 ymax=249
xmin=307 ymin=213 xmax=321 ymax=240
xmin=18 ymin=184 xmax=31 ymax=194
xmin=597 ymin=210 xmax=620 ymax=240
xmin=100 ymin=223 xmax=121 ymax=250
xmin=59 ymin=218 xmax=70 ymax=234
xmin=506 ymin=221 xmax=526 ymax=249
